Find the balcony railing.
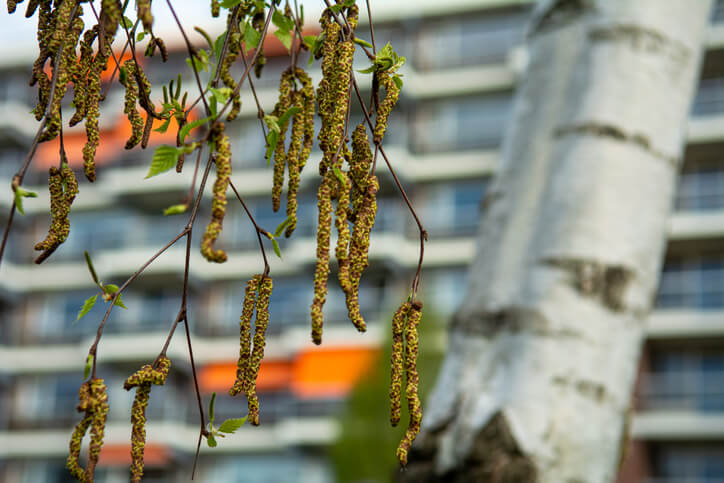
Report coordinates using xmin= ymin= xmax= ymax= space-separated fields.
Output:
xmin=638 ymin=370 xmax=724 ymax=412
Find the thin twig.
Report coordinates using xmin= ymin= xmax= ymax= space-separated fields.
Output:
xmin=229 ymin=180 xmax=271 ymax=278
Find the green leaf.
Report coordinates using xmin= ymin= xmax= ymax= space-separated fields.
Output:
xmin=274 ymin=215 xmax=294 ymax=237
xmin=179 ymin=116 xmax=212 ymax=143
xmin=104 ymin=283 xmax=119 ymax=294
xmin=136 ymin=31 xmax=146 ymax=42
xmin=264 ymin=114 xmax=280 ymax=133
xmin=219 ymin=0 xmax=242 ymax=7
xmin=303 ymin=35 xmax=317 ymax=50
xmin=146 ymin=145 xmax=181 ymax=178
xmin=114 ymin=294 xmax=128 ymax=309
xmin=206 ymin=433 xmax=217 ymax=447
xmin=14 ymin=187 xmax=37 ymax=215
xmin=163 ymin=204 xmax=188 ymax=216
xmin=357 ymin=64 xmax=376 ymax=74
xmin=272 ymin=10 xmax=294 ymax=32
xmin=218 ymin=417 xmax=247 ymax=434
xmin=265 ymin=129 xmax=279 ymax=166
xmin=354 ymin=37 xmax=373 ymax=49
xmin=154 ymin=118 xmax=171 ymax=134
xmin=274 ymin=29 xmax=292 ymax=52
xmin=209 ymin=95 xmax=218 ymax=118
xmin=118 ymin=65 xmax=128 ymax=85
xmin=209 ymin=87 xmax=233 ymax=105
xmin=244 ymin=21 xmax=261 ymax=49
xmin=214 ymin=31 xmax=227 ymax=60
xmin=393 ymin=75 xmax=403 ymax=90
xmin=208 ymin=392 xmax=216 ymax=424
xmin=329 ymin=4 xmax=343 ymax=13
xmin=278 ymin=106 xmax=301 ymax=129
xmin=271 ymin=238 xmax=282 ymax=259
xmin=122 ymin=16 xmax=133 ymax=29
xmin=84 ymin=354 xmax=93 ymax=380
xmin=332 ymin=166 xmax=346 ymax=185
xmin=77 ymin=295 xmax=98 ymax=321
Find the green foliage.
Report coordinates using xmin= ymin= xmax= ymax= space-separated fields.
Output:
xmin=77 ymin=295 xmax=97 ymax=321
xmin=14 ymin=187 xmax=37 ymax=215
xmin=205 ymin=392 xmax=248 ymax=447
xmin=358 ymin=42 xmax=406 ymax=74
xmin=163 ymin=204 xmax=188 ymax=216
xmin=329 ymin=306 xmax=443 ymax=482
xmin=146 ymin=144 xmax=198 ymax=178
xmin=83 ymin=354 xmax=94 ymax=380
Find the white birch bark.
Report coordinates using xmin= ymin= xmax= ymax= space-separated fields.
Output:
xmin=405 ymin=1 xmax=713 ymax=481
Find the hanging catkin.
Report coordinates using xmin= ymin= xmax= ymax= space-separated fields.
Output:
xmin=229 ymin=275 xmax=261 ymax=397
xmin=123 ymin=356 xmax=171 ymax=483
xmin=69 ymin=26 xmax=98 ymax=127
xmin=271 ymin=69 xmax=294 ymax=212
xmin=389 ymin=301 xmax=410 ymax=427
xmin=228 ymin=275 xmax=272 ymax=425
xmin=373 ymin=71 xmax=401 ymax=145
xmin=120 ymin=60 xmax=145 ymax=150
xmin=201 ymin=123 xmax=232 ymax=263
xmin=396 ymin=301 xmax=423 ymax=467
xmin=311 ymin=171 xmax=335 ymax=345
xmin=34 ymin=161 xmax=79 ymax=263
xmin=136 ymin=0 xmax=153 ymax=32
xmin=66 ymin=378 xmax=109 ymax=482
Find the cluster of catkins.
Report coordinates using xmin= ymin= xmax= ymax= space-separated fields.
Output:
xmin=33 ymin=159 xmax=78 ymax=264
xmin=120 ymin=59 xmax=154 ymax=150
xmin=229 ymin=274 xmax=273 ymax=426
xmin=271 ymin=66 xmax=315 ymax=236
xmin=390 ymin=300 xmax=424 ymax=466
xmin=124 ymin=357 xmax=171 ymax=482
xmin=66 ymin=378 xmax=109 ymax=482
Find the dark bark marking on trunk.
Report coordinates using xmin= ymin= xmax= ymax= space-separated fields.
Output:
xmin=553 ymin=122 xmax=680 ymax=166
xmin=452 ymin=308 xmax=584 ymax=340
xmin=589 ymin=24 xmax=690 ymax=63
xmin=401 ymin=412 xmax=538 ymax=483
xmin=542 ymin=257 xmax=635 ymax=312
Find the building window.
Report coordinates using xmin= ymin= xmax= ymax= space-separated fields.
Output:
xmin=641 ymin=348 xmax=724 ymax=412
xmin=713 ymin=0 xmax=724 ymax=23
xmin=656 ymin=256 xmax=724 ymax=309
xmin=652 ymin=445 xmax=724 ymax=482
xmin=412 ymin=94 xmax=511 ymax=153
xmin=414 ymin=9 xmax=529 ymax=71
xmin=676 ymin=160 xmax=724 ymax=211
xmin=418 ymin=180 xmax=487 ymax=238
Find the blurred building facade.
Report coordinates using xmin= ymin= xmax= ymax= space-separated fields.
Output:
xmin=0 ymin=1 xmax=722 ymax=482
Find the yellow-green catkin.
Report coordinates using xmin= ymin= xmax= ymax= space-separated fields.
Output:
xmin=316 ymin=17 xmax=340 ymax=176
xmin=373 ymin=72 xmax=401 ymax=145
xmin=335 ymin=171 xmax=353 ymax=310
xmin=83 ymin=21 xmax=115 ymax=182
xmin=123 ymin=356 xmax=171 ymax=483
xmin=69 ymin=26 xmax=98 ymax=127
xmin=211 ymin=0 xmax=219 ymax=17
xmin=271 ymin=69 xmax=293 ymax=212
xmin=41 ymin=11 xmax=84 ymax=142
xmin=34 ymin=162 xmax=79 ymax=263
xmin=6 ymin=0 xmax=20 ymax=14
xmin=344 ymin=175 xmax=378 ymax=331
xmin=349 ymin=123 xmax=372 ymax=217
xmin=136 ymin=0 xmax=153 ymax=32
xmin=311 ymin=172 xmax=335 ymax=345
xmin=67 ymin=378 xmax=109 ymax=482
xmin=229 ymin=275 xmax=260 ymax=397
xmin=284 ymin=90 xmax=304 ymax=236
xmin=389 ymin=301 xmax=411 ymax=427
xmin=201 ymin=123 xmax=232 ymax=263
xmin=101 ymin=0 xmax=121 ymax=37
xmin=120 ymin=60 xmax=144 ymax=150
xmin=396 ymin=301 xmax=423 ymax=467
xmin=245 ymin=275 xmax=272 ymax=425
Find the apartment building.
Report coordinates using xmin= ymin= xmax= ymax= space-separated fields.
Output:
xmin=0 ymin=1 xmax=722 ymax=481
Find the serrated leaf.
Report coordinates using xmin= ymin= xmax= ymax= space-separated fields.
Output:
xmin=214 ymin=31 xmax=227 ymax=60
xmin=272 ymin=10 xmax=294 ymax=32
xmin=271 ymin=238 xmax=282 ymax=259
xmin=77 ymin=295 xmax=97 ymax=321
xmin=265 ymin=130 xmax=278 ymax=166
xmin=154 ymin=118 xmax=171 ymax=134
xmin=163 ymin=204 xmax=188 ymax=216
xmin=244 ymin=21 xmax=261 ymax=49
xmin=84 ymin=354 xmax=93 ymax=380
xmin=303 ymin=35 xmax=317 ymax=50
xmin=118 ymin=65 xmax=128 ymax=85
xmin=179 ymin=116 xmax=212 ymax=143
xmin=274 ymin=215 xmax=294 ymax=237
xmin=274 ymin=29 xmax=292 ymax=51
xmin=209 ymin=87 xmax=233 ymax=105
xmin=113 ymin=293 xmax=127 ymax=309
xmin=206 ymin=433 xmax=217 ymax=447
xmin=208 ymin=392 xmax=216 ymax=424
xmin=13 ymin=187 xmax=37 ymax=215
xmin=218 ymin=417 xmax=247 ymax=434
xmin=264 ymin=114 xmax=280 ymax=133
xmin=104 ymin=283 xmax=119 ymax=294
xmin=329 ymin=4 xmax=343 ymax=13
xmin=146 ymin=145 xmax=180 ymax=178
xmin=84 ymin=251 xmax=100 ymax=285
xmin=354 ymin=37 xmax=373 ymax=49
xmin=278 ymin=106 xmax=301 ymax=129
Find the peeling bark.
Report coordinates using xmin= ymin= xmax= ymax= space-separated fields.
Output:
xmin=405 ymin=1 xmax=713 ymax=481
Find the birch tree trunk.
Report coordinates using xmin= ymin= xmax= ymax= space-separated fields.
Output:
xmin=403 ymin=1 xmax=713 ymax=481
